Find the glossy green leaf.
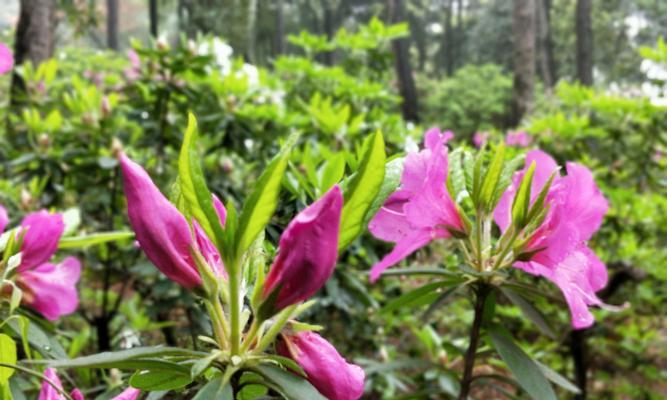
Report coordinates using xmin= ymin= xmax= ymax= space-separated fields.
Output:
xmin=192 ymin=377 xmax=232 ymax=400
xmin=479 ymin=143 xmax=505 ymax=211
xmin=318 ymin=153 xmax=346 ymax=193
xmin=58 ymin=231 xmax=134 ymax=249
xmin=253 ymin=365 xmax=326 ymax=400
xmin=500 ymin=287 xmax=555 ymax=339
xmin=339 ymin=130 xmax=386 ymax=251
xmin=178 ymin=113 xmax=226 ymax=250
xmin=130 ymin=370 xmax=192 ymax=391
xmin=44 ymin=346 xmax=201 ymax=370
xmin=535 ymin=360 xmax=581 ymax=394
xmin=0 ymin=334 xmax=17 ymax=384
xmin=489 ymin=326 xmax=557 ymax=400
xmin=382 ymin=280 xmax=464 ymax=313
xmin=235 ymin=134 xmax=297 ymax=259
xmin=511 ymin=161 xmax=536 ymax=229
xmin=362 ymin=157 xmax=403 ymax=229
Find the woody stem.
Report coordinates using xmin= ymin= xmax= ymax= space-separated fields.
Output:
xmin=458 ymin=284 xmax=490 ymax=400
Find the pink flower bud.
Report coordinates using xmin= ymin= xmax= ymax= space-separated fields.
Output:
xmin=277 ymin=331 xmax=365 ymax=400
xmin=262 ymin=186 xmax=343 ymax=313
xmin=119 ymin=153 xmax=225 ymax=288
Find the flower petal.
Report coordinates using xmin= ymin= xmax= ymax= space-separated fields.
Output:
xmin=120 ymin=153 xmax=202 ymax=288
xmin=370 ymin=229 xmax=434 ymax=282
xmin=0 ymin=204 xmax=7 ymax=233
xmin=278 ymin=331 xmax=365 ymax=400
xmin=263 ymin=185 xmax=343 ymax=311
xmin=39 ymin=368 xmax=65 ymax=400
xmin=112 ymin=387 xmax=141 ymax=400
xmin=19 ymin=257 xmax=81 ymax=321
xmin=19 ymin=211 xmax=64 ymax=272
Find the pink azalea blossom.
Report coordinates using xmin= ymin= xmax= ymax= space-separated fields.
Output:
xmin=263 ymin=185 xmax=343 ymax=312
xmin=277 ymin=331 xmax=365 ymax=400
xmin=505 ymin=131 xmax=532 ymax=147
xmin=472 ymin=132 xmax=489 ymax=148
xmin=0 ymin=209 xmax=81 ymax=321
xmin=494 ymin=150 xmax=612 ymax=329
xmin=39 ymin=368 xmax=140 ymax=400
xmin=0 ymin=43 xmax=13 ymax=75
xmin=119 ymin=153 xmax=226 ymax=288
xmin=368 ymin=129 xmax=462 ymax=282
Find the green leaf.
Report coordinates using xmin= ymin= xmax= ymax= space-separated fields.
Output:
xmin=534 ymin=360 xmax=581 ymax=394
xmin=192 ymin=377 xmax=233 ymax=400
xmin=0 ymin=334 xmax=17 ymax=384
xmin=489 ymin=326 xmax=557 ymax=400
xmin=253 ymin=365 xmax=326 ymax=400
xmin=318 ymin=154 xmax=346 ymax=193
xmin=178 ymin=113 xmax=226 ymax=251
xmin=511 ymin=162 xmax=536 ymax=229
xmin=130 ymin=370 xmax=193 ymax=391
xmin=500 ymin=287 xmax=555 ymax=339
xmin=382 ymin=280 xmax=463 ymax=313
xmin=339 ymin=130 xmax=386 ymax=251
xmin=43 ymin=347 xmax=201 ymax=370
xmin=361 ymin=157 xmax=403 ymax=229
xmin=58 ymin=231 xmax=134 ymax=249
xmin=235 ymin=134 xmax=297 ymax=260
xmin=479 ymin=143 xmax=505 ymax=211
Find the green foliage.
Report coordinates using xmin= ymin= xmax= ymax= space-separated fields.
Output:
xmin=422 ymin=64 xmax=513 ymax=137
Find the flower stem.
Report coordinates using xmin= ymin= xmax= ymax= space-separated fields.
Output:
xmin=252 ymin=305 xmax=296 ymax=355
xmin=239 ymin=318 xmax=262 ymax=353
xmin=229 ymin=267 xmax=242 ymax=355
xmin=458 ymin=284 xmax=490 ymax=400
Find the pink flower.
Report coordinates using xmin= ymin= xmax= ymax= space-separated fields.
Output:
xmin=0 ymin=43 xmax=13 ymax=75
xmin=119 ymin=153 xmax=226 ymax=288
xmin=277 ymin=331 xmax=365 ymax=400
xmin=262 ymin=186 xmax=343 ymax=313
xmin=368 ymin=129 xmax=462 ymax=282
xmin=39 ymin=368 xmax=140 ymax=400
xmin=0 ymin=205 xmax=7 ymax=233
xmin=505 ymin=131 xmax=532 ymax=147
xmin=0 ymin=210 xmax=82 ymax=321
xmin=472 ymin=132 xmax=489 ymax=148
xmin=124 ymin=49 xmax=141 ymax=80
xmin=494 ymin=150 xmax=612 ymax=329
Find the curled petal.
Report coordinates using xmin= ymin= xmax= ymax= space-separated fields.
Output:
xmin=18 ymin=257 xmax=81 ymax=321
xmin=561 ymin=162 xmax=608 ymax=241
xmin=263 ymin=186 xmax=343 ymax=311
xmin=120 ymin=153 xmax=201 ymax=288
xmin=370 ymin=230 xmax=434 ymax=283
xmin=515 ymin=245 xmax=611 ymax=329
xmin=19 ymin=211 xmax=64 ymax=272
xmin=278 ymin=331 xmax=365 ymax=400
xmin=368 ymin=191 xmax=411 ymax=243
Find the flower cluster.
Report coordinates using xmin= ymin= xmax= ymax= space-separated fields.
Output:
xmin=119 ymin=152 xmax=365 ymax=399
xmin=39 ymin=368 xmax=139 ymax=400
xmin=371 ymin=129 xmax=615 ymax=329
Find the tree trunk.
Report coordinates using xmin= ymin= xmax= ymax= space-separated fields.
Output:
xmin=536 ymin=0 xmax=554 ymax=88
xmin=409 ymin=11 xmax=427 ymax=72
xmin=442 ymin=0 xmax=454 ymax=76
xmin=511 ymin=0 xmax=536 ymax=125
xmin=10 ymin=0 xmax=56 ymax=107
xmin=273 ymin=0 xmax=285 ymax=56
xmin=149 ymin=0 xmax=158 ymax=38
xmin=322 ymin=0 xmax=335 ymax=65
xmin=575 ymin=0 xmax=593 ymax=85
xmin=107 ymin=0 xmax=120 ymax=50
xmin=387 ymin=0 xmax=419 ymax=122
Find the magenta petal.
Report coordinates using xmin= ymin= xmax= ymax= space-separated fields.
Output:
xmin=112 ymin=387 xmax=141 ymax=400
xmin=0 ymin=43 xmax=13 ymax=75
xmin=0 ymin=204 xmax=7 ymax=233
xmin=370 ymin=229 xmax=434 ymax=282
xmin=19 ymin=257 xmax=81 ymax=321
xmin=39 ymin=368 xmax=65 ymax=400
xmin=120 ymin=153 xmax=201 ymax=288
xmin=561 ymin=162 xmax=608 ymax=241
xmin=278 ymin=332 xmax=365 ymax=400
xmin=19 ymin=211 xmax=64 ymax=272
xmin=193 ymin=220 xmax=226 ymax=278
xmin=70 ymin=390 xmax=85 ymax=400
xmin=368 ymin=191 xmax=411 ymax=243
xmin=263 ymin=185 xmax=343 ymax=310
